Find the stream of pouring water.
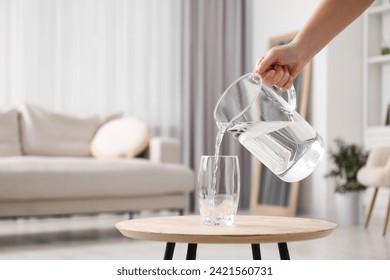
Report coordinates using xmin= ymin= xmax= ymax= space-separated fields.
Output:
xmin=211 ymin=122 xmax=230 ymax=200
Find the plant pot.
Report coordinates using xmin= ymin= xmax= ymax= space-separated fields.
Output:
xmin=335 ymin=192 xmax=360 ymax=226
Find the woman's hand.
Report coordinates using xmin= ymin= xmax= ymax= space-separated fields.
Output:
xmin=254 ymin=42 xmax=307 ymax=91
xmin=254 ymin=0 xmax=374 ymax=91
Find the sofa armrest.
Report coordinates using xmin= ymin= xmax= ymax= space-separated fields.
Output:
xmin=148 ymin=137 xmax=181 ymax=164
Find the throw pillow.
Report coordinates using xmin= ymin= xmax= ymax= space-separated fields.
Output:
xmin=90 ymin=117 xmax=152 ymax=158
xmin=19 ymin=103 xmax=121 ymax=157
xmin=0 ymin=108 xmax=22 ymax=156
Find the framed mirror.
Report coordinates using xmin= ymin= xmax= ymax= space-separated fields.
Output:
xmin=250 ymin=31 xmax=312 ymax=216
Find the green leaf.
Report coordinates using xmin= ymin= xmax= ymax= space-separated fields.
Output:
xmin=325 ymin=139 xmax=368 ymax=193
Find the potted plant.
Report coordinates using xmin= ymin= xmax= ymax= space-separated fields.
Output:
xmin=325 ymin=139 xmax=368 ymax=226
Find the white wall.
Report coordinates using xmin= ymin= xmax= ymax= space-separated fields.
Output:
xmin=250 ymin=0 xmax=319 ymax=67
xmin=325 ymin=17 xmax=364 ymax=220
xmin=250 ymin=0 xmax=364 ymax=220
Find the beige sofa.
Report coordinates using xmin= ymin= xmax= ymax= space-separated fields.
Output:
xmin=0 ymin=104 xmax=194 ymax=218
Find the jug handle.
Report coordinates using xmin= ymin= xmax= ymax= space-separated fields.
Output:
xmin=285 ymin=86 xmax=297 ymax=111
xmin=251 ymin=73 xmax=297 ymax=111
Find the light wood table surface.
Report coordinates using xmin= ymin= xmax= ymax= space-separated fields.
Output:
xmin=116 ymin=215 xmax=337 ymax=260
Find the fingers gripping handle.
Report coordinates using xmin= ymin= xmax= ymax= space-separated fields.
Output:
xmin=250 ymin=73 xmax=296 ymax=111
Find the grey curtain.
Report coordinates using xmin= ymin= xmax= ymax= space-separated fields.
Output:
xmin=180 ymin=0 xmax=253 ymax=209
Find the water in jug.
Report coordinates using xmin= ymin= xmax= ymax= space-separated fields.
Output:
xmin=213 ymin=73 xmax=324 ymax=182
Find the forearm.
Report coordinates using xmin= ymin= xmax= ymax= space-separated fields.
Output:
xmin=293 ymin=0 xmax=374 ymax=61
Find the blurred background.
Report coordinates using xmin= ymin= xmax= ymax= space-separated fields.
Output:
xmin=1 ymin=0 xmax=390 ymax=259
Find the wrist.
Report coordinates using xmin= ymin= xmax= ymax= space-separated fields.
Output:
xmin=290 ymin=35 xmax=314 ymax=64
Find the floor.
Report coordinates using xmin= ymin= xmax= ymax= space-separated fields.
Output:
xmin=0 ymin=211 xmax=389 ymax=260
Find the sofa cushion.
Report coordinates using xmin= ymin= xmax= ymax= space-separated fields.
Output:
xmin=0 ymin=156 xmax=194 ymax=201
xmin=0 ymin=108 xmax=21 ymax=156
xmin=90 ymin=117 xmax=152 ymax=158
xmin=19 ymin=103 xmax=120 ymax=157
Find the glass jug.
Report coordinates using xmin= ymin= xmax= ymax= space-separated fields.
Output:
xmin=214 ymin=73 xmax=324 ymax=182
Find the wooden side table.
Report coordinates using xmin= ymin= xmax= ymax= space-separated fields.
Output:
xmin=116 ymin=215 xmax=337 ymax=260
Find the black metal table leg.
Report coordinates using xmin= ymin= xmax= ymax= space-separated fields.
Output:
xmin=278 ymin=242 xmax=290 ymax=260
xmin=164 ymin=242 xmax=289 ymax=260
xmin=164 ymin=242 xmax=176 ymax=260
xmin=251 ymin=244 xmax=262 ymax=260
xmin=186 ymin=243 xmax=198 ymax=260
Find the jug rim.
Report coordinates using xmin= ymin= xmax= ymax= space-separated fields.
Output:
xmin=214 ymin=72 xmax=297 ymax=125
xmin=200 ymin=155 xmax=239 ymax=158
xmin=213 ymin=73 xmax=262 ymax=125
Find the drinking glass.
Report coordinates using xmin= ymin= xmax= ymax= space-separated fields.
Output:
xmin=197 ymin=155 xmax=240 ymax=226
